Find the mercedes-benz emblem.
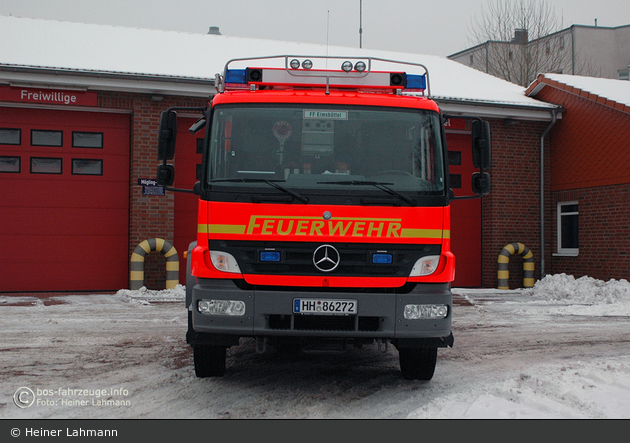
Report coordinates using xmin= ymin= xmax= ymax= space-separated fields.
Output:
xmin=313 ymin=244 xmax=340 ymax=272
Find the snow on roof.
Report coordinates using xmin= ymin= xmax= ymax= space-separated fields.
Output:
xmin=0 ymin=15 xmax=555 ymax=111
xmin=542 ymin=73 xmax=630 ymax=108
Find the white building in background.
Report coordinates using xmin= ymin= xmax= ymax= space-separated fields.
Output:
xmin=449 ymin=24 xmax=630 ymax=85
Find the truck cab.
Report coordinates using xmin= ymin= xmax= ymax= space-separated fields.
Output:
xmin=157 ymin=56 xmax=490 ymax=380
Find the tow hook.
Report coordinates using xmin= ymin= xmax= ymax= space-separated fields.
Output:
xmin=255 ymin=337 xmax=268 ymax=354
xmin=378 ymin=338 xmax=389 ymax=353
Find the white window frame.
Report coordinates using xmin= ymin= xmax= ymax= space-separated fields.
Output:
xmin=556 ymin=201 xmax=579 ymax=256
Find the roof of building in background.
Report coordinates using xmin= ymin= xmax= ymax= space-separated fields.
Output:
xmin=527 ymin=73 xmax=630 ymax=113
xmin=0 ymin=15 xmax=559 ymax=118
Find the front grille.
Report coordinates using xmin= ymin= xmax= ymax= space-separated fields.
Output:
xmin=268 ymin=314 xmax=381 ymax=332
xmin=210 ymin=240 xmax=440 ymax=277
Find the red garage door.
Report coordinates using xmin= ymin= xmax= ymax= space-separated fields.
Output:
xmin=447 ymin=127 xmax=482 ymax=287
xmin=0 ymin=107 xmax=130 ymax=292
xmin=173 ymin=117 xmax=204 ymax=284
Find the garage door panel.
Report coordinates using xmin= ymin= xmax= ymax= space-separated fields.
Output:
xmin=3 ymin=180 xmax=129 ymax=208
xmin=2 ymin=207 xmax=128 ymax=235
xmin=2 ymin=261 xmax=127 ymax=292
xmin=1 ymin=234 xmax=128 ymax=263
xmin=0 ymin=156 xmax=129 ymax=185
xmin=0 ymin=107 xmax=130 ymax=292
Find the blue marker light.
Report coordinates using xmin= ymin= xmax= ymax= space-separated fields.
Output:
xmin=372 ymin=253 xmax=393 ymax=264
xmin=260 ymin=251 xmax=281 ymax=262
xmin=405 ymin=74 xmax=426 ymax=91
xmin=224 ymin=69 xmax=248 ymax=84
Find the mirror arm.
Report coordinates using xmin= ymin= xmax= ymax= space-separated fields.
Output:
xmin=164 ymin=185 xmax=196 ymax=194
xmin=157 ymin=106 xmax=209 ymax=193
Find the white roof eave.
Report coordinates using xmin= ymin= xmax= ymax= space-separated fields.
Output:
xmin=434 ymin=96 xmax=562 ymax=121
xmin=1 ymin=64 xmax=560 ymax=121
xmin=0 ymin=64 xmax=215 ymax=97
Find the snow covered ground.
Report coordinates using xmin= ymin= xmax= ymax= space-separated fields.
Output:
xmin=1 ymin=273 xmax=629 ymax=419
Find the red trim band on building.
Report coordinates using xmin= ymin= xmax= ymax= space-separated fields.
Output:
xmin=0 ymin=86 xmax=98 ymax=107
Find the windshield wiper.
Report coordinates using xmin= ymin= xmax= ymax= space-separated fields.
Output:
xmin=211 ymin=178 xmax=309 ymax=203
xmin=317 ymin=180 xmax=416 ymax=206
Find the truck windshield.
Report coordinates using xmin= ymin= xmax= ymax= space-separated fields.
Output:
xmin=208 ymin=104 xmax=445 ymax=196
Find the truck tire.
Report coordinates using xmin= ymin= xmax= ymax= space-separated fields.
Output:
xmin=193 ymin=345 xmax=227 ymax=377
xmin=398 ymin=347 xmax=438 ymax=381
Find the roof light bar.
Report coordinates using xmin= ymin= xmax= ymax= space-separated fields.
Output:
xmin=218 ymin=55 xmax=430 ymax=95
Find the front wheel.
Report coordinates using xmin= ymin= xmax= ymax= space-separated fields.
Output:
xmin=399 ymin=348 xmax=438 ymax=381
xmin=193 ymin=345 xmax=227 ymax=377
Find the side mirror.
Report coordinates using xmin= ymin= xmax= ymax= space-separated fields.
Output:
xmin=157 ymin=164 xmax=175 ymax=186
xmin=471 ymin=120 xmax=491 ymax=169
xmin=157 ymin=111 xmax=177 ymax=160
xmin=472 ymin=172 xmax=490 ymax=195
xmin=188 ymin=118 xmax=206 ymax=135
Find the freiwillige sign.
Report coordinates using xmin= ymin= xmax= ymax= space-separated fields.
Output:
xmin=0 ymin=86 xmax=98 ymax=106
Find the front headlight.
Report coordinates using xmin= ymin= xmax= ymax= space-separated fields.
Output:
xmin=404 ymin=304 xmax=449 ymax=319
xmin=409 ymin=255 xmax=440 ymax=276
xmin=210 ymin=251 xmax=241 ymax=273
xmin=198 ymin=299 xmax=246 ymax=316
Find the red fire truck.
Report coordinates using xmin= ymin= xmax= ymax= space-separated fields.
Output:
xmin=156 ymin=55 xmax=490 ymax=380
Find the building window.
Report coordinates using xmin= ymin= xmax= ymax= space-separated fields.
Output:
xmin=448 ymin=151 xmax=462 ymax=166
xmin=469 ymin=54 xmax=474 ymax=66
xmin=31 ymin=130 xmax=63 ymax=147
xmin=31 ymin=157 xmax=62 ymax=174
xmin=557 ymin=201 xmax=579 ymax=255
xmin=449 ymin=174 xmax=462 ymax=189
xmin=73 ymin=132 xmax=103 ymax=148
xmin=619 ymin=70 xmax=629 ymax=81
xmin=545 ymin=41 xmax=551 ymax=54
xmin=559 ymin=36 xmax=565 ymax=50
xmin=0 ymin=156 xmax=21 ymax=173
xmin=0 ymin=128 xmax=21 ymax=145
xmin=72 ymin=158 xmax=103 ymax=175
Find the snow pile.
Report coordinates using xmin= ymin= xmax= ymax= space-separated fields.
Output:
xmin=521 ymin=274 xmax=630 ymax=317
xmin=526 ymin=273 xmax=630 ymax=304
xmin=116 ymin=284 xmax=185 ymax=304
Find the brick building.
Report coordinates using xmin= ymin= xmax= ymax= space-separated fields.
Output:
xmin=0 ymin=16 xmax=561 ymax=292
xmin=527 ymin=74 xmax=630 ymax=281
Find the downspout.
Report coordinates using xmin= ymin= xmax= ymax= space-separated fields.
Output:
xmin=540 ymin=110 xmax=558 ymax=278
xmin=571 ymin=26 xmax=576 ymax=75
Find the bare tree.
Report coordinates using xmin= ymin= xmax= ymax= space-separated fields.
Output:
xmin=467 ymin=0 xmax=587 ymax=86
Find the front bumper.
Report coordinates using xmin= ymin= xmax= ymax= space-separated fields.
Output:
xmin=190 ymin=278 xmax=452 ymax=343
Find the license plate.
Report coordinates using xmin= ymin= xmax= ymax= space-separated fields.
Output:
xmin=293 ymin=298 xmax=358 ymax=315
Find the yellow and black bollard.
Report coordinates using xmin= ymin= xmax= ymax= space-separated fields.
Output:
xmin=497 ymin=242 xmax=535 ymax=290
xmin=129 ymin=238 xmax=179 ymax=290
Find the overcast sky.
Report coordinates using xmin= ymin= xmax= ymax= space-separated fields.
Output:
xmin=0 ymin=0 xmax=626 ymax=56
